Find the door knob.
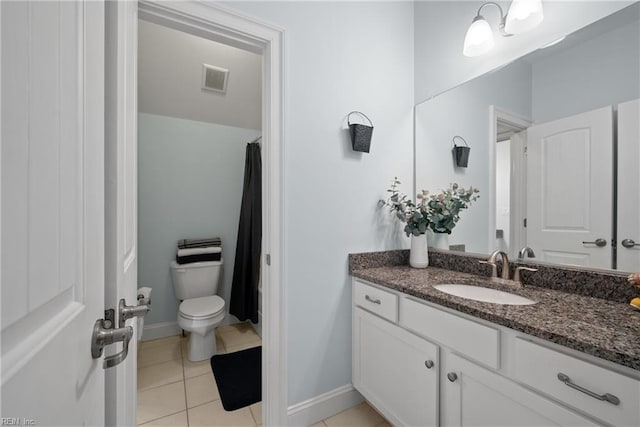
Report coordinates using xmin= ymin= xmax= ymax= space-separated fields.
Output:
xmin=424 ymin=360 xmax=434 ymax=369
xmin=621 ymin=239 xmax=640 ymax=249
xmin=582 ymin=238 xmax=607 ymax=247
xmin=447 ymin=372 xmax=458 ymax=382
xmin=118 ymin=298 xmax=151 ymax=328
xmin=91 ymin=317 xmax=133 ymax=369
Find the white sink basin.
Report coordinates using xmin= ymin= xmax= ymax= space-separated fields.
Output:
xmin=433 ymin=284 xmax=536 ymax=305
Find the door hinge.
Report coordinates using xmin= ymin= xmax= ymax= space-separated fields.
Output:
xmin=523 ymin=218 xmax=527 ymax=228
xmin=265 ymin=254 xmax=271 ymax=266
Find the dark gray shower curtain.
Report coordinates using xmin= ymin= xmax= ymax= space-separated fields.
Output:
xmin=230 ymin=142 xmax=261 ymax=323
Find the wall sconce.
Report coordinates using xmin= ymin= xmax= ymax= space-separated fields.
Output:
xmin=463 ymin=0 xmax=544 ymax=57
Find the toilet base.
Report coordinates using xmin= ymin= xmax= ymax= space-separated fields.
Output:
xmin=187 ymin=328 xmax=218 ymax=362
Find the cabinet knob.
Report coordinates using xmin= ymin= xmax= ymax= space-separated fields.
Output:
xmin=424 ymin=360 xmax=434 ymax=369
xmin=447 ymin=372 xmax=458 ymax=382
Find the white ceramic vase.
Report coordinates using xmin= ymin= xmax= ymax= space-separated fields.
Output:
xmin=431 ymin=232 xmax=450 ymax=250
xmin=410 ymin=234 xmax=429 ymax=268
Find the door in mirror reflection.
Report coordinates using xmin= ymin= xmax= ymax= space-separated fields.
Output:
xmin=618 ymin=99 xmax=640 ymax=272
xmin=526 ymin=106 xmax=613 ymax=269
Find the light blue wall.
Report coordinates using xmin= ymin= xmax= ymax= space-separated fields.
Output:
xmin=415 ymin=60 xmax=532 ymax=253
xmin=138 ymin=113 xmax=260 ymax=326
xmin=414 ymin=1 xmax=633 ymax=103
xmin=222 ymin=1 xmax=415 ymax=405
xmin=532 ymin=19 xmax=640 ymax=122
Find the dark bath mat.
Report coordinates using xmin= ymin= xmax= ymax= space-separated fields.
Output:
xmin=210 ymin=346 xmax=261 ymax=411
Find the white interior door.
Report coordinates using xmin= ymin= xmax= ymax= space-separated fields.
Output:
xmin=526 ymin=106 xmax=613 ymax=269
xmin=105 ymin=1 xmax=139 ymax=426
xmin=1 ymin=1 xmax=106 ymax=425
xmin=617 ymin=98 xmax=640 ymax=272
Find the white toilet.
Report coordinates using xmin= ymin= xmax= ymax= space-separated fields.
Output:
xmin=170 ymin=259 xmax=225 ymax=361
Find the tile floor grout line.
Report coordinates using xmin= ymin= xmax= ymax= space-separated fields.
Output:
xmin=137 ymin=353 xmax=183 ymax=369
xmin=138 ymin=377 xmax=185 ymax=393
xmin=138 ymin=407 xmax=187 ymax=426
xmin=249 ymin=405 xmax=258 ymax=425
xmin=181 ymin=344 xmax=191 ymax=427
xmin=186 ymin=397 xmax=222 ymax=411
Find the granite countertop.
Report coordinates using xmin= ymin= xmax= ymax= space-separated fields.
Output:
xmin=351 ymin=264 xmax=640 ymax=371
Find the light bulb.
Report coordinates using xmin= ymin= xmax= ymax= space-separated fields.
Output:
xmin=463 ymin=15 xmax=495 ymax=57
xmin=505 ymin=0 xmax=544 ymax=34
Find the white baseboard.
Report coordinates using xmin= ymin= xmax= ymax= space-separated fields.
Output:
xmin=142 ymin=321 xmax=181 ymax=341
xmin=287 ymin=384 xmax=364 ymax=426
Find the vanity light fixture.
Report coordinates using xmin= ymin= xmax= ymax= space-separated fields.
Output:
xmin=463 ymin=0 xmax=544 ymax=57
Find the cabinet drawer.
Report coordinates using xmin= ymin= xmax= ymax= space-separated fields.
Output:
xmin=354 ymin=281 xmax=398 ymax=322
xmin=514 ymin=338 xmax=640 ymax=426
xmin=400 ymin=298 xmax=499 ymax=369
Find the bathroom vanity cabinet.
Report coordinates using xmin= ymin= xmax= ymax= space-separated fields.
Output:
xmin=352 ymin=279 xmax=640 ymax=427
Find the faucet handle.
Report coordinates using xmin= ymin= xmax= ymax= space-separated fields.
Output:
xmin=514 ymin=266 xmax=538 ymax=283
xmin=479 ymin=260 xmax=498 ymax=278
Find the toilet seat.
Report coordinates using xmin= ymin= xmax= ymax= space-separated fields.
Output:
xmin=179 ymin=295 xmax=225 ymax=319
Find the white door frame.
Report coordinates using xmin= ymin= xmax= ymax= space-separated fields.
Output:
xmin=109 ymin=1 xmax=287 ymax=425
xmin=488 ymin=106 xmax=531 ymax=256
xmin=105 ymin=0 xmax=139 ymax=425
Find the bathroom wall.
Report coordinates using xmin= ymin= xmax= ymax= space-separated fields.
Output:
xmin=415 ymin=59 xmax=532 ymax=253
xmin=414 ymin=1 xmax=633 ymax=103
xmin=222 ymin=1 xmax=415 ymax=406
xmin=138 ymin=113 xmax=260 ymax=327
xmin=531 ymin=18 xmax=640 ymax=122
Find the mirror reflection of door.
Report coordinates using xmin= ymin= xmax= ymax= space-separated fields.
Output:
xmin=525 ymin=106 xmax=614 ymax=269
xmin=618 ymin=99 xmax=640 ymax=272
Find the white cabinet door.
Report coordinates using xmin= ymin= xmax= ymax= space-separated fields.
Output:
xmin=617 ymin=98 xmax=640 ymax=272
xmin=1 ymin=1 xmax=106 ymax=425
xmin=442 ymin=353 xmax=599 ymax=427
xmin=526 ymin=106 xmax=613 ymax=269
xmin=353 ymin=308 xmax=439 ymax=427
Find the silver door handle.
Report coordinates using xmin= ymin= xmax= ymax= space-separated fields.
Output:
xmin=557 ymin=373 xmax=620 ymax=405
xmin=447 ymin=372 xmax=458 ymax=382
xmin=621 ymin=239 xmax=640 ymax=249
xmin=424 ymin=360 xmax=434 ymax=369
xmin=119 ymin=298 xmax=151 ymax=328
xmin=364 ymin=295 xmax=381 ymax=305
xmin=582 ymin=238 xmax=607 ymax=247
xmin=91 ymin=318 xmax=133 ymax=369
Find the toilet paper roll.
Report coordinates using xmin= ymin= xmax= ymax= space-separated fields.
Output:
xmin=138 ymin=287 xmax=152 ymax=305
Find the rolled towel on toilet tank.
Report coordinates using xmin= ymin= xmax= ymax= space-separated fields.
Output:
xmin=177 ymin=246 xmax=222 ymax=257
xmin=177 ymin=237 xmax=222 ymax=249
xmin=176 ymin=253 xmax=222 ymax=264
xmin=176 ymin=246 xmax=223 ymax=264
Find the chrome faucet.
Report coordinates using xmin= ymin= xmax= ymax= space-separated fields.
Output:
xmin=488 ymin=250 xmax=510 ymax=280
xmin=480 ymin=250 xmax=538 ymax=288
xmin=518 ymin=246 xmax=536 ymax=259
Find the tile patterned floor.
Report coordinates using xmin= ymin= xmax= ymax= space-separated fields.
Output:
xmin=137 ymin=323 xmax=389 ymax=426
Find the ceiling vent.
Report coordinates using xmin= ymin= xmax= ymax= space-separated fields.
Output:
xmin=201 ymin=64 xmax=229 ymax=93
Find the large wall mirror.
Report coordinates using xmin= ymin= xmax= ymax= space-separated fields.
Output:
xmin=415 ymin=2 xmax=640 ymax=272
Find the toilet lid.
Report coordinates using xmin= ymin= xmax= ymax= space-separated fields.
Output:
xmin=180 ymin=295 xmax=225 ymax=318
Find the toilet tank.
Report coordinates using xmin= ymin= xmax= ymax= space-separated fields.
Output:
xmin=170 ymin=260 xmax=223 ymax=300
